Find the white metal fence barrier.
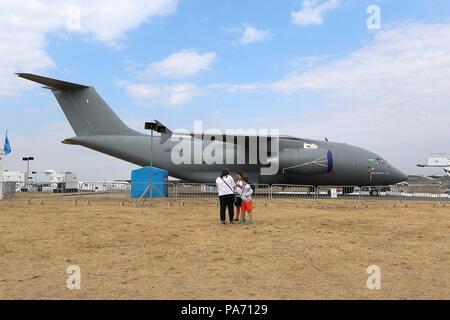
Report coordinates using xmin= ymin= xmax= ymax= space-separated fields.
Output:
xmin=1 ymin=181 xmax=449 ymax=208
xmin=270 ymin=184 xmax=316 ymax=207
xmin=316 ymin=186 xmax=361 ymax=208
xmin=250 ymin=184 xmax=271 ymax=207
xmin=78 ymin=181 xmax=134 ymax=205
xmin=0 ymin=181 xmax=82 ymax=203
xmin=0 ymin=181 xmax=135 ymax=204
xmin=439 ymin=185 xmax=449 ymax=207
xmin=33 ymin=182 xmax=82 ymax=203
xmin=360 ymin=185 xmax=401 ymax=207
xmin=175 ymin=183 xmax=219 ymax=206
xmin=398 ymin=184 xmax=447 ymax=208
xmin=132 ymin=182 xmax=176 ymax=207
xmin=0 ymin=182 xmax=20 ymax=200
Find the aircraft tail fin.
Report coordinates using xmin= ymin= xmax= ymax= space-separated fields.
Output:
xmin=16 ymin=73 xmax=140 ymax=137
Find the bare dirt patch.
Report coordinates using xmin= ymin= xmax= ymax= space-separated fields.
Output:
xmin=0 ymin=201 xmax=448 ymax=299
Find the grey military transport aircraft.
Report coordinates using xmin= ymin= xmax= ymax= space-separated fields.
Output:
xmin=17 ymin=73 xmax=407 ymax=186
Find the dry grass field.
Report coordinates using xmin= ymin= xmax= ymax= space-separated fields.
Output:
xmin=0 ymin=200 xmax=448 ymax=299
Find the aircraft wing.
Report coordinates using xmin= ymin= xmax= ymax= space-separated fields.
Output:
xmin=417 ymin=164 xmax=448 ymax=167
xmin=172 ymin=131 xmax=306 ymax=143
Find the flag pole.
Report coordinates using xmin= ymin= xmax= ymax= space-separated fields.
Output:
xmin=0 ymin=145 xmax=4 ymax=201
xmin=1 ymin=130 xmax=8 ymax=200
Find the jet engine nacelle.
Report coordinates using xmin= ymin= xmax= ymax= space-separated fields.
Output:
xmin=278 ymin=148 xmax=333 ymax=175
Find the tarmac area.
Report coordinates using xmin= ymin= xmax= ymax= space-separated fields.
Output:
xmin=0 ymin=201 xmax=448 ymax=299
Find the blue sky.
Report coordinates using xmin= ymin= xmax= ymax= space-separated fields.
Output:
xmin=1 ymin=0 xmax=450 ymax=180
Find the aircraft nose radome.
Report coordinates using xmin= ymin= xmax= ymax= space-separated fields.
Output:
xmin=392 ymin=168 xmax=408 ymax=183
xmin=400 ymin=172 xmax=408 ymax=181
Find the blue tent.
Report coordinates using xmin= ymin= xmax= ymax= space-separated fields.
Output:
xmin=131 ymin=167 xmax=169 ymax=198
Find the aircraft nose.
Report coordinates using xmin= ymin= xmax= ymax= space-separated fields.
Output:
xmin=392 ymin=167 xmax=408 ymax=183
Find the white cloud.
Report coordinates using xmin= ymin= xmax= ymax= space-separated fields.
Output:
xmin=291 ymin=0 xmax=340 ymax=26
xmin=239 ymin=25 xmax=272 ymax=45
xmin=143 ymin=49 xmax=217 ymax=78
xmin=270 ymin=22 xmax=450 ymax=102
xmin=0 ymin=0 xmax=179 ymax=97
xmin=206 ymin=82 xmax=263 ymax=93
xmin=73 ymin=0 xmax=178 ymax=45
xmin=128 ymin=22 xmax=450 ymax=173
xmin=124 ymin=22 xmax=450 ymax=118
xmin=125 ymin=82 xmax=206 ymax=106
xmin=290 ymin=55 xmax=331 ymax=70
xmin=122 ymin=81 xmax=262 ymax=106
xmin=164 ymin=83 xmax=205 ymax=105
xmin=121 ymin=49 xmax=216 ymax=105
xmin=266 ymin=22 xmax=450 ymax=173
xmin=125 ymin=83 xmax=162 ymax=100
xmin=119 ymin=21 xmax=450 ymax=174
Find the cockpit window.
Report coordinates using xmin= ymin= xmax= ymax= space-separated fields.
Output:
xmin=376 ymin=158 xmax=385 ymax=165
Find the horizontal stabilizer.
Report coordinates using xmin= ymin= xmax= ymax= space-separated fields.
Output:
xmin=16 ymin=73 xmax=89 ymax=90
xmin=155 ymin=120 xmax=173 ymax=144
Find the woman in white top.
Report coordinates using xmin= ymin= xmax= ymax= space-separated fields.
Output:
xmin=234 ymin=172 xmax=244 ymax=222
xmin=215 ymin=168 xmax=236 ymax=225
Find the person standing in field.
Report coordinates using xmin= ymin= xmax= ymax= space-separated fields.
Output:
xmin=234 ymin=172 xmax=244 ymax=222
xmin=239 ymin=176 xmax=254 ymax=225
xmin=216 ymin=168 xmax=236 ymax=225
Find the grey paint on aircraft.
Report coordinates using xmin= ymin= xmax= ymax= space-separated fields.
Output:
xmin=17 ymin=73 xmax=407 ymax=186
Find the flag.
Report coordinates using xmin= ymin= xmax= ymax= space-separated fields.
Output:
xmin=4 ymin=131 xmax=11 ymax=155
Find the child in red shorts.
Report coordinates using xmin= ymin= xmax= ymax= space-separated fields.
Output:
xmin=239 ymin=176 xmax=254 ymax=225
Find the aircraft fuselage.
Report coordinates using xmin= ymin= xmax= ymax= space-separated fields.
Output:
xmin=64 ymin=134 xmax=407 ymax=186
